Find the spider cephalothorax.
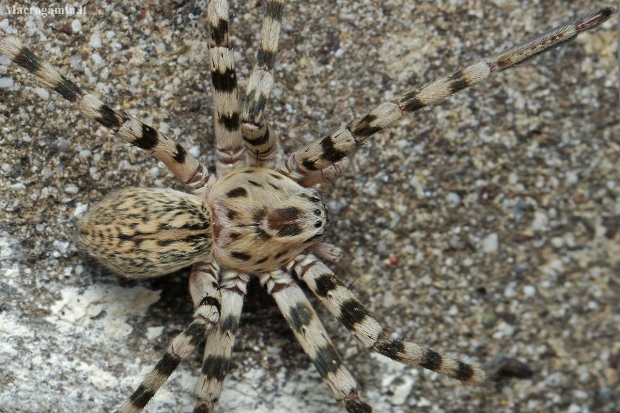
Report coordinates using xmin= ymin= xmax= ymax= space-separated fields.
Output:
xmin=208 ymin=167 xmax=328 ymax=273
xmin=0 ymin=2 xmax=613 ymax=413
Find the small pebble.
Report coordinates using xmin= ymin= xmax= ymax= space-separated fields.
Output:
xmin=504 ymin=281 xmax=517 ymax=298
xmin=33 ymin=87 xmax=49 ymax=100
xmin=91 ymin=53 xmax=103 ymax=65
xmin=448 ymin=305 xmax=459 ymax=315
xmin=65 ymin=185 xmax=79 ymax=195
xmin=57 ymin=139 xmax=70 ymax=151
xmin=382 ymin=290 xmax=394 ymax=307
xmin=508 ymin=172 xmax=518 ymax=184
xmin=391 ymin=375 xmax=414 ymax=405
xmin=532 ymin=211 xmax=548 ymax=231
xmin=90 ymin=31 xmax=102 ymax=48
xmin=73 ymin=203 xmax=88 ymax=218
xmin=71 ymin=19 xmax=82 ymax=33
xmin=0 ymin=77 xmax=14 ymax=88
xmin=482 ymin=233 xmax=498 ymax=253
xmin=446 ymin=192 xmax=461 ymax=206
xmin=523 ymin=285 xmax=536 ymax=297
xmin=551 ymin=237 xmax=564 ymax=248
xmin=146 ymin=326 xmax=164 ymax=340
xmin=565 ymin=171 xmax=579 ymax=185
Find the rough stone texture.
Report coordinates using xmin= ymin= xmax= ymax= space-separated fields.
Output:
xmin=0 ymin=1 xmax=618 ymax=412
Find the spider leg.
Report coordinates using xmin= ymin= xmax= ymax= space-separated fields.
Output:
xmin=194 ymin=271 xmax=249 ymax=412
xmin=207 ymin=0 xmax=245 ymax=177
xmin=298 ymin=158 xmax=350 ymax=187
xmin=0 ymin=33 xmax=212 ymax=192
xmin=290 ymin=254 xmax=486 ymax=384
xmin=241 ymin=0 xmax=284 ymax=168
xmin=280 ymin=7 xmax=614 ymax=181
xmin=117 ymin=261 xmax=223 ymax=413
xmin=259 ymin=269 xmax=374 ymax=413
xmin=307 ymin=242 xmax=344 ymax=264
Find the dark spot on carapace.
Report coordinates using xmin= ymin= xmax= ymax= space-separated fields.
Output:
xmin=268 ymin=207 xmax=303 ymax=229
xmin=226 ymin=187 xmax=248 ymax=198
xmin=226 ymin=209 xmax=238 ymax=220
xmin=254 ymin=228 xmax=271 ymax=241
xmin=276 ymin=224 xmax=303 ymax=237
xmin=231 ymin=251 xmax=251 ymax=261
xmin=252 ymin=207 xmax=267 ymax=222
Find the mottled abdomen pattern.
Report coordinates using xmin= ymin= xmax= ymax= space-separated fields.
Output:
xmin=209 ymin=167 xmax=328 ymax=273
xmin=77 ymin=188 xmax=212 ymax=278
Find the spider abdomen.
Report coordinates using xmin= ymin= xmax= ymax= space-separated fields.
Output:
xmin=208 ymin=167 xmax=328 ymax=273
xmin=77 ymin=188 xmax=212 ymax=279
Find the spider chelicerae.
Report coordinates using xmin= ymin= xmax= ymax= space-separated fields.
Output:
xmin=0 ymin=1 xmax=616 ymax=412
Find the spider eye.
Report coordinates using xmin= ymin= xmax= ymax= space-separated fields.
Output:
xmin=314 ymin=221 xmax=323 ymax=228
xmin=313 ymin=209 xmax=322 ymax=216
